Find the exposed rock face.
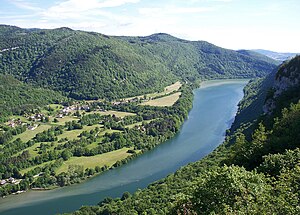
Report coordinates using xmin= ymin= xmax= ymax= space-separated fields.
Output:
xmin=263 ymin=56 xmax=300 ymax=114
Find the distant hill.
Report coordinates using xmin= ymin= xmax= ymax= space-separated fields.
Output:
xmin=0 ymin=25 xmax=277 ymax=101
xmin=252 ymin=49 xmax=298 ymax=62
xmin=237 ymin=49 xmax=281 ymax=65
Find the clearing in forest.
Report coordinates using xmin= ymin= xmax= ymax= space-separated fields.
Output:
xmin=140 ymin=92 xmax=181 ymax=107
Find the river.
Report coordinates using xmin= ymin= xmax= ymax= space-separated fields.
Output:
xmin=0 ymin=79 xmax=248 ymax=215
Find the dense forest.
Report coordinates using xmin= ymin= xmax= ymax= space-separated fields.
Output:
xmin=69 ymin=56 xmax=300 ymax=214
xmin=0 ymin=74 xmax=67 ymax=121
xmin=0 ymin=25 xmax=277 ymax=102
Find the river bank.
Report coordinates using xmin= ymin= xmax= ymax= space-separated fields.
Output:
xmin=0 ymin=80 xmax=248 ymax=215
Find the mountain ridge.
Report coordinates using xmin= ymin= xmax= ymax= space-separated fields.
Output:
xmin=252 ymin=49 xmax=299 ymax=62
xmin=0 ymin=25 xmax=277 ymax=101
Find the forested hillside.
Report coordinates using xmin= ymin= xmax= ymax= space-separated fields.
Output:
xmin=0 ymin=25 xmax=277 ymax=101
xmin=0 ymin=74 xmax=66 ymax=121
xmin=71 ymin=56 xmax=300 ymax=214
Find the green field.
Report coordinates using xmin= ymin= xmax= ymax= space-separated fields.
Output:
xmin=20 ymin=161 xmax=54 ymax=175
xmin=6 ymin=115 xmax=29 ymax=124
xmin=57 ymin=124 xmax=103 ymax=140
xmin=12 ymin=124 xmax=52 ymax=143
xmin=56 ymin=147 xmax=133 ymax=174
xmin=140 ymin=92 xmax=182 ymax=107
xmin=53 ymin=115 xmax=79 ymax=125
xmin=87 ymin=110 xmax=136 ymax=118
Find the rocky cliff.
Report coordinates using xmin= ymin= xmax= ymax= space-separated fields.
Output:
xmin=263 ymin=56 xmax=300 ymax=114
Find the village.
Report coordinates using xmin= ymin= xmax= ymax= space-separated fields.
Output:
xmin=0 ymin=81 xmax=182 ymax=197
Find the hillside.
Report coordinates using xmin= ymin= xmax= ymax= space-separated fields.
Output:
xmin=0 ymin=25 xmax=277 ymax=101
xmin=71 ymin=56 xmax=300 ymax=214
xmin=252 ymin=49 xmax=298 ymax=62
xmin=0 ymin=74 xmax=66 ymax=121
xmin=237 ymin=49 xmax=280 ymax=65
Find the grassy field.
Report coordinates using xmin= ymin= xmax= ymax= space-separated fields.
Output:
xmin=87 ymin=110 xmax=136 ymax=118
xmin=85 ymin=139 xmax=103 ymax=150
xmin=164 ymin=81 xmax=182 ymax=92
xmin=121 ymin=81 xmax=182 ymax=102
xmin=147 ymin=81 xmax=182 ymax=98
xmin=53 ymin=115 xmax=79 ymax=125
xmin=57 ymin=124 xmax=103 ymax=140
xmin=56 ymin=147 xmax=132 ymax=174
xmin=14 ymin=142 xmax=41 ymax=157
xmin=98 ymin=129 xmax=122 ymax=136
xmin=20 ymin=161 xmax=54 ymax=175
xmin=12 ymin=124 xmax=52 ymax=143
xmin=47 ymin=104 xmax=64 ymax=110
xmin=140 ymin=92 xmax=182 ymax=107
xmin=7 ymin=115 xmax=29 ymax=123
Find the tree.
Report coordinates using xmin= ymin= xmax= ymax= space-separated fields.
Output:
xmin=61 ymin=149 xmax=72 ymax=161
xmin=191 ymin=165 xmax=273 ymax=214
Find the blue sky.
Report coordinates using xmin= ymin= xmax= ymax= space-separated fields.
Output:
xmin=1 ymin=0 xmax=299 ymax=52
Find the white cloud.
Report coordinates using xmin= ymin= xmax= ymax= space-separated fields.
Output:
xmin=139 ymin=7 xmax=215 ymax=16
xmin=39 ymin=0 xmax=140 ymax=22
xmin=185 ymin=0 xmax=233 ymax=3
xmin=210 ymin=0 xmax=232 ymax=2
xmin=9 ymin=0 xmax=42 ymax=11
xmin=44 ymin=0 xmax=139 ymax=14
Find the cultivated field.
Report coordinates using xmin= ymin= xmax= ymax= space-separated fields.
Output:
xmin=57 ymin=124 xmax=103 ymax=140
xmin=53 ymin=116 xmax=79 ymax=125
xmin=140 ymin=92 xmax=182 ymax=107
xmin=121 ymin=81 xmax=182 ymax=102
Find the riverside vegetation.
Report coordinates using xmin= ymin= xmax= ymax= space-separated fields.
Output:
xmin=0 ymin=81 xmax=193 ymax=197
xmin=68 ymin=56 xmax=300 ymax=214
xmin=0 ymin=25 xmax=280 ymax=205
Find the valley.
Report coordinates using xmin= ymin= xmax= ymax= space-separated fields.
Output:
xmin=0 ymin=80 xmax=247 ymax=214
xmin=0 ymin=80 xmax=188 ymax=197
xmin=1 ymin=23 xmax=299 ymax=215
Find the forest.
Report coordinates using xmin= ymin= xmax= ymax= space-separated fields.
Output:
xmin=0 ymin=25 xmax=277 ymax=103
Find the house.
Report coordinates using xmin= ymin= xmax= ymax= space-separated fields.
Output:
xmin=81 ymin=105 xmax=90 ymax=111
xmin=8 ymin=177 xmax=16 ymax=183
xmin=57 ymin=114 xmax=64 ymax=118
xmin=28 ymin=113 xmax=45 ymax=122
xmin=8 ymin=122 xmax=16 ymax=127
xmin=28 ymin=124 xmax=38 ymax=130
xmin=0 ymin=180 xmax=6 ymax=185
xmin=7 ymin=119 xmax=22 ymax=128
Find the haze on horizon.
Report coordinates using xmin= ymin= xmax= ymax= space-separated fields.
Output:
xmin=1 ymin=0 xmax=299 ymax=53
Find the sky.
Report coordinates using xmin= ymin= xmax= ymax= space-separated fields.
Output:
xmin=1 ymin=0 xmax=300 ymax=52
